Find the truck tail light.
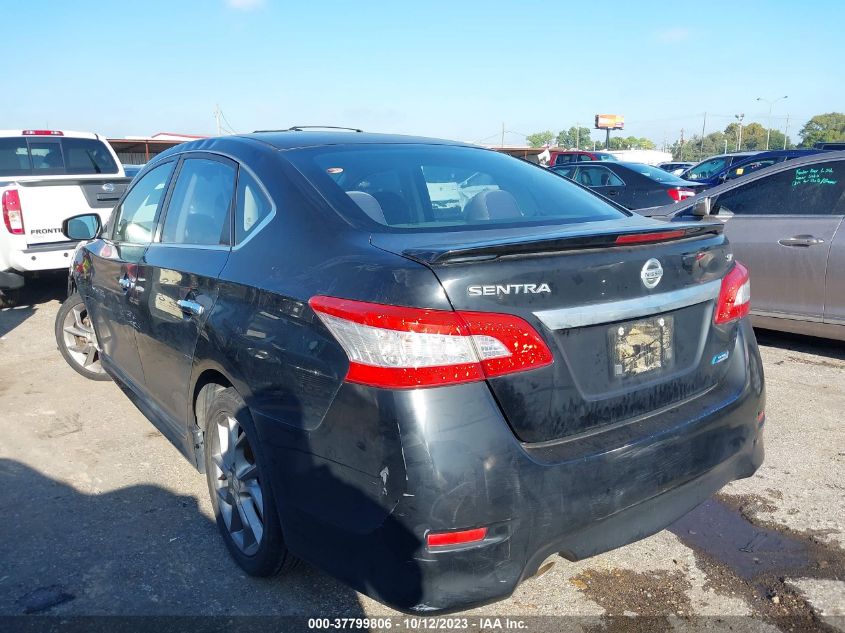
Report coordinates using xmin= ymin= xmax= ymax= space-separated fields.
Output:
xmin=714 ymin=262 xmax=751 ymax=324
xmin=308 ymin=296 xmax=553 ymax=389
xmin=667 ymin=188 xmax=696 ymax=202
xmin=2 ymin=190 xmax=24 ymax=235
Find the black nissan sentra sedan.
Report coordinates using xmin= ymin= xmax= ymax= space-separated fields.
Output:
xmin=58 ymin=129 xmax=765 ymax=613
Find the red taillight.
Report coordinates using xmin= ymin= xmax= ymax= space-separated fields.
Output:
xmin=21 ymin=129 xmax=63 ymax=136
xmin=667 ymin=188 xmax=696 ymax=202
xmin=614 ymin=229 xmax=686 ymax=245
xmin=308 ymin=296 xmax=553 ymax=389
xmin=714 ymin=262 xmax=751 ymax=324
xmin=426 ymin=527 xmax=488 ymax=548
xmin=2 ymin=190 xmax=24 ymax=235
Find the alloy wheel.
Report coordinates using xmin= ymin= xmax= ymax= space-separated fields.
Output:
xmin=61 ymin=303 xmax=105 ymax=375
xmin=210 ymin=415 xmax=264 ymax=556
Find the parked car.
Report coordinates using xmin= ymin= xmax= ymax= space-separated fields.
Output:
xmin=58 ymin=130 xmax=765 ymax=614
xmin=548 ymin=149 xmax=618 ymax=166
xmin=681 ymin=150 xmax=822 ymax=188
xmin=657 ymin=161 xmax=695 ymax=175
xmin=0 ymin=129 xmax=129 ymax=307
xmin=644 ymin=151 xmax=845 ymax=340
xmin=551 ymin=161 xmax=704 ymax=209
xmin=680 ymin=152 xmax=759 ymax=184
xmin=122 ymin=164 xmax=144 ymax=178
xmin=814 ymin=141 xmax=845 ymax=150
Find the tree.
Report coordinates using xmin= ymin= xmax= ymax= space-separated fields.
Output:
xmin=555 ymin=126 xmax=593 ymax=149
xmin=526 ymin=131 xmax=554 ymax=148
xmin=798 ymin=112 xmax=845 ymax=147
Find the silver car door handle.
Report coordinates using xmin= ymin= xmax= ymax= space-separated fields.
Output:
xmin=176 ymin=299 xmax=204 ymax=317
xmin=778 ymin=235 xmax=825 ymax=247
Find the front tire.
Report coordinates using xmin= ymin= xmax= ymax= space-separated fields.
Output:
xmin=203 ymin=386 xmax=297 ymax=576
xmin=55 ymin=293 xmax=110 ymax=381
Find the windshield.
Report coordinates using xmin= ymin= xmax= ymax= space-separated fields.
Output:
xmin=0 ymin=136 xmax=119 ymax=176
xmin=594 ymin=153 xmax=618 ymax=161
xmin=624 ymin=163 xmax=692 ymax=184
xmin=683 ymin=156 xmax=731 ymax=181
xmin=289 ymin=144 xmax=625 ymax=231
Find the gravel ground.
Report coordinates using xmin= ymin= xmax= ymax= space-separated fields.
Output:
xmin=0 ymin=278 xmax=843 ymax=632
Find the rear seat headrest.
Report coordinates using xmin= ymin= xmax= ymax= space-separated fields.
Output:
xmin=346 ymin=191 xmax=387 ymax=225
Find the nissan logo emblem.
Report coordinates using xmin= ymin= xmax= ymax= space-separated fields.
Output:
xmin=640 ymin=258 xmax=663 ymax=290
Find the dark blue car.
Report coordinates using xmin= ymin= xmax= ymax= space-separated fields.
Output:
xmin=54 ymin=130 xmax=765 ymax=614
xmin=682 ymin=149 xmax=823 ymax=187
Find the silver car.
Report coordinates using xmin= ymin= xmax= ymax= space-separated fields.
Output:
xmin=645 ymin=151 xmax=845 ymax=341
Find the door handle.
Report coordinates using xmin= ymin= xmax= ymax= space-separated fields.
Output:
xmin=118 ymin=276 xmax=134 ymax=292
xmin=607 ymin=190 xmax=620 ymax=196
xmin=778 ymin=235 xmax=825 ymax=247
xmin=177 ymin=299 xmax=204 ymax=317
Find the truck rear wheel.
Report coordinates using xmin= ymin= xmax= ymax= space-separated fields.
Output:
xmin=0 ymin=289 xmax=20 ymax=309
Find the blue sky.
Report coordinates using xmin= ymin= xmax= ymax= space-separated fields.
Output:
xmin=4 ymin=0 xmax=842 ymax=146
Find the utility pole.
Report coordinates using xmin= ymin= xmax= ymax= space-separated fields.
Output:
xmin=756 ymin=96 xmax=788 ymax=150
xmin=783 ymin=113 xmax=790 ymax=150
xmin=679 ymin=128 xmax=685 ymax=160
xmin=214 ymin=104 xmax=222 ymax=136
xmin=699 ymin=112 xmax=707 ymax=161
xmin=575 ymin=126 xmax=580 ymax=150
xmin=501 ymin=122 xmax=505 ymax=147
xmin=734 ymin=113 xmax=745 ymax=151
xmin=724 ymin=139 xmax=728 ymax=154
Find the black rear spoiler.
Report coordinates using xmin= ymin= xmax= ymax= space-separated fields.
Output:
xmin=403 ymin=223 xmax=724 ymax=265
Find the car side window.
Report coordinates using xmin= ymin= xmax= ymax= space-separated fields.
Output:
xmin=555 ymin=154 xmax=574 ymax=165
xmin=161 ymin=158 xmax=236 ymax=246
xmin=112 ymin=161 xmax=175 ymax=244
xmin=727 ymin=159 xmax=778 ymax=180
xmin=576 ymin=165 xmax=624 ymax=187
xmin=235 ymin=169 xmax=273 ymax=244
xmin=577 ymin=154 xmax=595 ymax=162
xmin=714 ymin=161 xmax=845 ymax=216
xmin=686 ymin=157 xmax=729 ymax=181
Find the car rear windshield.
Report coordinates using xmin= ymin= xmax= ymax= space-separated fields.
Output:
xmin=624 ymin=163 xmax=692 ymax=184
xmin=0 ymin=137 xmax=119 ymax=176
xmin=288 ymin=144 xmax=626 ymax=231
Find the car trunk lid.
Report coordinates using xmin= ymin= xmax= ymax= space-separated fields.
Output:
xmin=372 ymin=219 xmax=737 ymax=443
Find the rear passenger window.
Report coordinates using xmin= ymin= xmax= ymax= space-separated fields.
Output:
xmin=235 ymin=169 xmax=272 ymax=243
xmin=161 ymin=158 xmax=236 ymax=246
xmin=715 ymin=161 xmax=845 ymax=216
xmin=0 ymin=138 xmax=31 ymax=175
xmin=577 ymin=165 xmax=624 ymax=187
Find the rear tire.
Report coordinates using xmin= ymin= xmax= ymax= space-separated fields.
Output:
xmin=55 ymin=293 xmax=110 ymax=381
xmin=0 ymin=289 xmax=20 ymax=309
xmin=203 ymin=386 xmax=297 ymax=576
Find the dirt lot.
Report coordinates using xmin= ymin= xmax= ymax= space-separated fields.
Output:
xmin=1 ymin=277 xmax=843 ymax=631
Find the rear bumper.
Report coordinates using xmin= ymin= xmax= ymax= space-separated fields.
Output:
xmin=6 ymin=242 xmax=75 ymax=275
xmin=257 ymin=320 xmax=765 ymax=614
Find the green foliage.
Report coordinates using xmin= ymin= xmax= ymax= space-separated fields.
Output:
xmin=671 ymin=121 xmax=793 ymax=161
xmin=555 ymin=126 xmax=593 ymax=149
xmin=798 ymin=112 xmax=845 ymax=147
xmin=596 ymin=136 xmax=656 ymax=151
xmin=526 ymin=131 xmax=554 ymax=148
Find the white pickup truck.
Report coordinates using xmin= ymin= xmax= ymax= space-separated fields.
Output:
xmin=0 ymin=129 xmax=130 ymax=306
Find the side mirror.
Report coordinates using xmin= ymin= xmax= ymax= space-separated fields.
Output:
xmin=691 ymin=197 xmax=712 ymax=217
xmin=62 ymin=213 xmax=102 ymax=241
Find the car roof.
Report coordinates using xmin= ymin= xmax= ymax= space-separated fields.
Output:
xmin=235 ymin=130 xmax=472 ymax=151
xmin=649 ymin=150 xmax=845 ymax=216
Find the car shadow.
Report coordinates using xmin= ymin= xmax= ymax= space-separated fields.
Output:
xmin=754 ymin=327 xmax=845 ymax=361
xmin=0 ymin=274 xmax=67 ymax=338
xmin=0 ymin=458 xmax=370 ymax=618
